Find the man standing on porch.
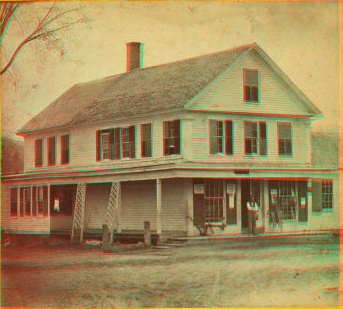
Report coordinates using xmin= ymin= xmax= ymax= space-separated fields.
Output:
xmin=247 ymin=195 xmax=259 ymax=236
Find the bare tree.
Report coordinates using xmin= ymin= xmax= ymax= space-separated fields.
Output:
xmin=1 ymin=1 xmax=89 ymax=75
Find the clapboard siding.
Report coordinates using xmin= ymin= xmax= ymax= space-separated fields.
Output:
xmin=190 ymin=51 xmax=312 ymax=116
xmin=23 ymin=112 xmax=186 ymax=172
xmin=161 ymin=179 xmax=188 ymax=231
xmin=189 ymin=113 xmax=311 ymax=164
xmin=121 ymin=180 xmax=157 ymax=231
xmin=50 ymin=216 xmax=73 ymax=230
xmin=84 ymin=183 xmax=112 ymax=229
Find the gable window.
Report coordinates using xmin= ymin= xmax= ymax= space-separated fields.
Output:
xmin=209 ymin=120 xmax=233 ymax=155
xmin=61 ymin=134 xmax=70 ymax=165
xmin=141 ymin=123 xmax=152 ymax=157
xmin=244 ymin=121 xmax=267 ymax=156
xmin=35 ymin=138 xmax=44 ymax=167
xmin=48 ymin=136 xmax=56 ymax=166
xmin=96 ymin=126 xmax=135 ymax=161
xmin=164 ymin=120 xmax=181 ymax=156
xmin=278 ymin=123 xmax=292 ymax=156
xmin=244 ymin=69 xmax=259 ymax=103
xmin=322 ymin=180 xmax=333 ymax=210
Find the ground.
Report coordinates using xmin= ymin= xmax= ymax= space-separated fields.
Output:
xmin=1 ymin=235 xmax=341 ymax=308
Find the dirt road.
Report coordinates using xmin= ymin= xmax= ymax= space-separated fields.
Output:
xmin=1 ymin=236 xmax=340 ymax=308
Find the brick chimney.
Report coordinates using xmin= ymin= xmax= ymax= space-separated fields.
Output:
xmin=126 ymin=42 xmax=143 ymax=71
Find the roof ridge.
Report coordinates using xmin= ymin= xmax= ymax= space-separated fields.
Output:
xmin=76 ymin=42 xmax=258 ymax=87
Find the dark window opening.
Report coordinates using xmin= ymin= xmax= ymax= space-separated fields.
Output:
xmin=164 ymin=120 xmax=181 ymax=156
xmin=35 ymin=138 xmax=43 ymax=167
xmin=11 ymin=187 xmax=18 ymax=216
xmin=278 ymin=123 xmax=292 ymax=156
xmin=48 ymin=136 xmax=56 ymax=166
xmin=61 ymin=134 xmax=70 ymax=164
xmin=141 ymin=123 xmax=152 ymax=157
xmin=244 ymin=69 xmax=259 ymax=103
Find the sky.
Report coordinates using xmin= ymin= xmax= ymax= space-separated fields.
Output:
xmin=1 ymin=1 xmax=340 ymax=138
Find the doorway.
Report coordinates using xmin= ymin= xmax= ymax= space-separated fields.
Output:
xmin=241 ymin=179 xmax=261 ymax=229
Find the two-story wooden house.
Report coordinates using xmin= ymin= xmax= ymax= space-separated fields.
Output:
xmin=1 ymin=42 xmax=340 ymax=242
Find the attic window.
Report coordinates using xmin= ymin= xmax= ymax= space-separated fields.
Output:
xmin=244 ymin=69 xmax=259 ymax=103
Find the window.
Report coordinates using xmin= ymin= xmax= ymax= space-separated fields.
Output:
xmin=101 ymin=132 xmax=111 ymax=160
xmin=278 ymin=181 xmax=296 ymax=221
xmin=37 ymin=185 xmax=45 ymax=215
xmin=48 ymin=136 xmax=56 ymax=166
xmin=164 ymin=120 xmax=181 ymax=156
xmin=278 ymin=123 xmax=292 ymax=156
xmin=122 ymin=127 xmax=130 ymax=158
xmin=209 ymin=120 xmax=233 ymax=155
xmin=244 ymin=69 xmax=259 ymax=102
xmin=20 ymin=186 xmax=31 ymax=216
xmin=322 ymin=180 xmax=333 ymax=210
xmin=35 ymin=138 xmax=43 ymax=167
xmin=11 ymin=187 xmax=18 ymax=216
xmin=245 ymin=121 xmax=267 ymax=155
xmin=61 ymin=134 xmax=70 ymax=164
xmin=204 ymin=179 xmax=224 ymax=223
xmin=96 ymin=126 xmax=135 ymax=161
xmin=141 ymin=123 xmax=152 ymax=157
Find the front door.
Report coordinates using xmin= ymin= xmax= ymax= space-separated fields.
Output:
xmin=241 ymin=179 xmax=261 ymax=230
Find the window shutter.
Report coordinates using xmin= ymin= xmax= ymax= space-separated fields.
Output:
xmin=312 ymin=180 xmax=322 ymax=212
xmin=109 ymin=129 xmax=115 ymax=160
xmin=20 ymin=188 xmax=25 ymax=215
xmin=35 ymin=138 xmax=43 ymax=166
xmin=298 ymin=181 xmax=308 ymax=222
xmin=43 ymin=186 xmax=49 ymax=215
xmin=163 ymin=121 xmax=167 ymax=156
xmin=129 ymin=125 xmax=136 ymax=158
xmin=11 ymin=187 xmax=18 ymax=215
xmin=115 ymin=128 xmax=121 ymax=159
xmin=26 ymin=187 xmax=31 ymax=215
xmin=259 ymin=122 xmax=267 ymax=155
xmin=209 ymin=120 xmax=217 ymax=154
xmin=225 ymin=121 xmax=233 ymax=155
xmin=174 ymin=119 xmax=181 ymax=155
xmin=96 ymin=130 xmax=101 ymax=161
xmin=193 ymin=179 xmax=205 ymax=228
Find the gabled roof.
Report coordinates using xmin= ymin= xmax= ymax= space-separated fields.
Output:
xmin=311 ymin=132 xmax=339 ymax=167
xmin=19 ymin=43 xmax=322 ymax=133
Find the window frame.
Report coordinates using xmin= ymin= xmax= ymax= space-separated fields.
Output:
xmin=209 ymin=120 xmax=224 ymax=154
xmin=101 ymin=131 xmax=111 ymax=160
xmin=322 ymin=180 xmax=333 ymax=211
xmin=61 ymin=134 xmax=70 ymax=165
xmin=163 ymin=119 xmax=181 ymax=156
xmin=35 ymin=137 xmax=44 ymax=167
xmin=204 ymin=179 xmax=225 ymax=223
xmin=141 ymin=123 xmax=152 ymax=158
xmin=278 ymin=122 xmax=293 ymax=157
xmin=209 ymin=120 xmax=234 ymax=156
xmin=244 ymin=121 xmax=267 ymax=156
xmin=48 ymin=136 xmax=57 ymax=166
xmin=243 ymin=69 xmax=260 ymax=103
xmin=121 ymin=127 xmax=131 ymax=158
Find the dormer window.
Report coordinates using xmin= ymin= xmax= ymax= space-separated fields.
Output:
xmin=244 ymin=69 xmax=259 ymax=103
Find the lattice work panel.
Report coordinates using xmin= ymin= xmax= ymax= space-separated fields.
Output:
xmin=72 ymin=183 xmax=86 ymax=231
xmin=106 ymin=182 xmax=119 ymax=231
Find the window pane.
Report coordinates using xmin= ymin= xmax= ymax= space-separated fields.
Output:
xmin=245 ymin=70 xmax=258 ymax=86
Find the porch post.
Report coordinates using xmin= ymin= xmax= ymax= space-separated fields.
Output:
xmin=17 ymin=184 xmax=20 ymax=216
xmin=30 ymin=185 xmax=33 ymax=216
xmin=117 ymin=182 xmax=122 ymax=233
xmin=263 ymin=180 xmax=269 ymax=234
xmin=307 ymin=179 xmax=312 ymax=228
xmin=236 ymin=179 xmax=242 ymax=233
xmin=156 ymin=178 xmax=162 ymax=234
xmin=187 ymin=179 xmax=194 ymax=236
xmin=48 ymin=183 xmax=51 ymax=232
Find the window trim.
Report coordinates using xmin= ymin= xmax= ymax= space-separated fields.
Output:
xmin=278 ymin=122 xmax=293 ymax=157
xmin=322 ymin=179 xmax=333 ymax=211
xmin=243 ymin=68 xmax=260 ymax=103
xmin=35 ymin=137 xmax=44 ymax=167
xmin=163 ymin=119 xmax=181 ymax=156
xmin=61 ymin=134 xmax=70 ymax=165
xmin=48 ymin=135 xmax=57 ymax=166
xmin=121 ymin=127 xmax=131 ymax=158
xmin=244 ymin=121 xmax=268 ymax=156
xmin=101 ymin=131 xmax=111 ymax=160
xmin=209 ymin=119 xmax=234 ymax=156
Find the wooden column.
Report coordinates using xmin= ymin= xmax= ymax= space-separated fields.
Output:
xmin=236 ymin=179 xmax=242 ymax=234
xmin=17 ymin=184 xmax=20 ymax=217
xmin=187 ymin=179 xmax=194 ymax=236
xmin=117 ymin=182 xmax=122 ymax=233
xmin=156 ymin=179 xmax=162 ymax=235
xmin=30 ymin=185 xmax=33 ymax=217
xmin=307 ymin=179 xmax=312 ymax=228
xmin=47 ymin=183 xmax=51 ymax=233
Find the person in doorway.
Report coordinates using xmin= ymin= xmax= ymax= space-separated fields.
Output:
xmin=247 ymin=195 xmax=260 ymax=235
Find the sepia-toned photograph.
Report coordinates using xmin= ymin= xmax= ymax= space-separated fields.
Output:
xmin=1 ymin=1 xmax=341 ymax=307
